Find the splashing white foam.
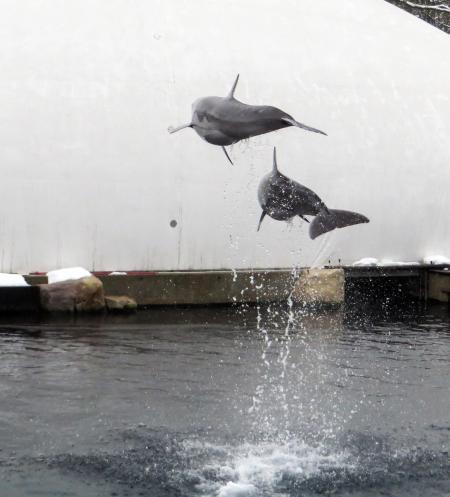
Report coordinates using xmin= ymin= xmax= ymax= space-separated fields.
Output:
xmin=208 ymin=441 xmax=352 ymax=497
xmin=217 ymin=481 xmax=256 ymax=497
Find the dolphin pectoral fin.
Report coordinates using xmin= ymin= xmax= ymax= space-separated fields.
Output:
xmin=281 ymin=117 xmax=327 ymax=136
xmin=309 ymin=208 xmax=369 ymax=239
xmin=222 ymin=146 xmax=233 ymax=165
xmin=257 ymin=211 xmax=267 ymax=231
xmin=299 ymin=215 xmax=310 ymax=223
xmin=227 ymin=74 xmax=240 ymax=99
xmin=168 ymin=123 xmax=192 ymax=134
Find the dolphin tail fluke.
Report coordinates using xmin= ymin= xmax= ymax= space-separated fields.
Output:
xmin=222 ymin=146 xmax=233 ymax=165
xmin=227 ymin=74 xmax=240 ymax=99
xmin=282 ymin=117 xmax=327 ymax=136
xmin=168 ymin=123 xmax=192 ymax=134
xmin=309 ymin=208 xmax=369 ymax=240
xmin=257 ymin=211 xmax=266 ymax=231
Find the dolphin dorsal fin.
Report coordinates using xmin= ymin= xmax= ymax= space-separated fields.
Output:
xmin=273 ymin=147 xmax=278 ymax=172
xmin=227 ymin=74 xmax=240 ymax=99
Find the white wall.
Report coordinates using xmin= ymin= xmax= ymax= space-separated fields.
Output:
xmin=0 ymin=0 xmax=449 ymax=272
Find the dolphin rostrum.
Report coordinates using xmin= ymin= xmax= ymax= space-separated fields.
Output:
xmin=257 ymin=148 xmax=369 ymax=239
xmin=168 ymin=75 xmax=327 ymax=165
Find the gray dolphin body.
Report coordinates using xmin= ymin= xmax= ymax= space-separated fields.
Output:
xmin=168 ymin=75 xmax=326 ymax=164
xmin=258 ymin=148 xmax=369 ymax=239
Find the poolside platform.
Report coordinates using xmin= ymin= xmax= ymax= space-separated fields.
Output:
xmin=0 ymin=265 xmax=441 ymax=312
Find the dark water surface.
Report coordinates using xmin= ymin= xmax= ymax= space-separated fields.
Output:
xmin=0 ymin=303 xmax=449 ymax=496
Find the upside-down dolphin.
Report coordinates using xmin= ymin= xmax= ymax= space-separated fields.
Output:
xmin=168 ymin=75 xmax=326 ymax=165
xmin=257 ymin=148 xmax=369 ymax=239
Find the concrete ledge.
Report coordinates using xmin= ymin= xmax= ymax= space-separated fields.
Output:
xmin=427 ymin=270 xmax=450 ymax=303
xmin=13 ymin=265 xmax=444 ymax=308
xmin=0 ymin=286 xmax=41 ymax=312
xmin=100 ymin=270 xmax=296 ymax=306
xmin=343 ymin=265 xmax=425 ymax=278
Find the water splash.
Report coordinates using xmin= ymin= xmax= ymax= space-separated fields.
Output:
xmin=42 ymin=429 xmax=450 ymax=497
xmin=212 ymin=440 xmax=352 ymax=497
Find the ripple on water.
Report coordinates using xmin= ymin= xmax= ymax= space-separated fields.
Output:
xmin=36 ymin=428 xmax=450 ymax=497
xmin=0 ymin=305 xmax=449 ymax=496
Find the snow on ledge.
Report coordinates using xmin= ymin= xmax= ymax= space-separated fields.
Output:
xmin=352 ymin=258 xmax=420 ymax=267
xmin=47 ymin=267 xmax=92 ymax=284
xmin=0 ymin=273 xmax=29 ymax=287
xmin=377 ymin=259 xmax=420 ymax=267
xmin=422 ymin=255 xmax=450 ymax=265
xmin=352 ymin=258 xmax=379 ymax=267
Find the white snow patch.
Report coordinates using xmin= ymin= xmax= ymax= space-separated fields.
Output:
xmin=0 ymin=273 xmax=29 ymax=287
xmin=353 ymin=258 xmax=421 ymax=267
xmin=422 ymin=255 xmax=450 ymax=265
xmin=47 ymin=267 xmax=92 ymax=284
xmin=352 ymin=257 xmax=378 ymax=266
xmin=377 ymin=259 xmax=420 ymax=267
xmin=376 ymin=259 xmax=396 ymax=266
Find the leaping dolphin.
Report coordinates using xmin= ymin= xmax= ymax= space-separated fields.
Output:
xmin=168 ymin=75 xmax=327 ymax=165
xmin=257 ymin=148 xmax=369 ymax=239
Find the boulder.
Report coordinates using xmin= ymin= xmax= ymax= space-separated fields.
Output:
xmin=105 ymin=295 xmax=137 ymax=312
xmin=292 ymin=268 xmax=345 ymax=306
xmin=40 ymin=276 xmax=105 ymax=312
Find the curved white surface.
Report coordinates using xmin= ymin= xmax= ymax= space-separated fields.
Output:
xmin=0 ymin=0 xmax=449 ymax=272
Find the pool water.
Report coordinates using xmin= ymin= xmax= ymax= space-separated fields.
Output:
xmin=0 ymin=302 xmax=449 ymax=496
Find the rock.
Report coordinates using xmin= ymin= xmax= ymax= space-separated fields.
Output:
xmin=39 ymin=282 xmax=75 ymax=312
xmin=40 ymin=276 xmax=105 ymax=312
xmin=105 ymin=295 xmax=137 ymax=312
xmin=74 ymin=276 xmax=105 ymax=312
xmin=292 ymin=268 xmax=344 ymax=306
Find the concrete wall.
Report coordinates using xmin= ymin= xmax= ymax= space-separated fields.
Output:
xmin=427 ymin=270 xmax=450 ymax=303
xmin=0 ymin=0 xmax=449 ymax=272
